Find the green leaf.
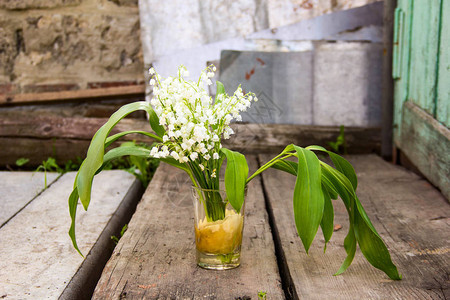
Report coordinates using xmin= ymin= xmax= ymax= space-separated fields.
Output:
xmin=76 ymin=101 xmax=158 ymax=210
xmin=247 ymin=144 xmax=296 ymax=183
xmin=354 ymin=201 xmax=402 ymax=280
xmin=328 ymin=152 xmax=358 ymax=190
xmin=271 ymin=159 xmax=298 ymax=176
xmin=16 ymin=158 xmax=30 ymax=167
xmin=293 ymin=146 xmax=324 ymax=253
xmin=335 ymin=224 xmax=357 ymax=275
xmin=103 ymin=145 xmax=151 ymax=164
xmin=320 ymin=186 xmax=334 ymax=251
xmin=68 ymin=186 xmax=83 ymax=257
xmin=321 ymin=162 xmax=401 ymax=279
xmin=148 ymin=109 xmax=165 ymax=138
xmin=306 ymin=145 xmax=357 ymax=190
xmin=105 ymin=130 xmax=162 ymax=147
xmin=215 ymin=81 xmax=226 ymax=102
xmin=220 ymin=148 xmax=248 ymax=213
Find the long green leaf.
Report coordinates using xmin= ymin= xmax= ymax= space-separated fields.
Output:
xmin=271 ymin=159 xmax=297 ymax=176
xmin=293 ymin=146 xmax=324 ymax=253
xmin=306 ymin=145 xmax=357 ymax=190
xmin=103 ymin=145 xmax=151 ymax=163
xmin=321 ymin=165 xmax=358 ymax=275
xmin=335 ymin=224 xmax=357 ymax=275
xmin=354 ymin=201 xmax=402 ymax=280
xmin=105 ymin=130 xmax=162 ymax=147
xmin=328 ymin=152 xmax=357 ymax=190
xmin=247 ymin=144 xmax=296 ymax=183
xmin=77 ymin=102 xmax=159 ymax=210
xmin=320 ymin=186 xmax=334 ymax=251
xmin=321 ymin=162 xmax=401 ymax=279
xmin=221 ymin=148 xmax=248 ymax=213
xmin=68 ymin=187 xmax=83 ymax=257
xmin=148 ymin=109 xmax=165 ymax=137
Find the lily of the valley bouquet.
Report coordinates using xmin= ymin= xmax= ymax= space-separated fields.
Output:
xmin=69 ymin=65 xmax=401 ymax=279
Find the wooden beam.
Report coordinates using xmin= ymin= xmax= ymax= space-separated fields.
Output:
xmin=0 ymin=111 xmax=382 ymax=167
xmin=0 ymin=137 xmax=91 ymax=167
xmin=0 ymin=111 xmax=151 ymax=140
xmin=0 ymin=85 xmax=146 ymax=106
xmin=396 ymin=101 xmax=450 ymax=200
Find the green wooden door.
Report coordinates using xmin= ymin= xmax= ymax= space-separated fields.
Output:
xmin=393 ymin=0 xmax=449 ymax=200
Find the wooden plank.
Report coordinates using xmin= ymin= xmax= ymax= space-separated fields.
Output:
xmin=223 ymin=123 xmax=381 ymax=155
xmin=393 ymin=0 xmax=413 ymax=143
xmin=436 ymin=0 xmax=450 ymax=126
xmin=408 ymin=0 xmax=441 ymax=115
xmin=0 ymin=137 xmax=92 ymax=167
xmin=397 ymin=101 xmax=450 ymax=200
xmin=0 ymin=112 xmax=152 ymax=140
xmin=93 ymin=156 xmax=284 ymax=299
xmin=260 ymin=153 xmax=450 ymax=299
xmin=0 ymin=85 xmax=145 ymax=106
xmin=0 ymin=172 xmax=59 ymax=227
xmin=0 ymin=111 xmax=381 ymax=153
xmin=0 ymin=170 xmax=141 ymax=299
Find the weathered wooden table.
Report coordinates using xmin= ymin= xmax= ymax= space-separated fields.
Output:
xmin=93 ymin=154 xmax=449 ymax=299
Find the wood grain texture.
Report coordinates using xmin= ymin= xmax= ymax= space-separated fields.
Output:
xmin=408 ymin=0 xmax=441 ymax=116
xmin=0 ymin=85 xmax=145 ymax=106
xmin=0 ymin=111 xmax=382 ymax=167
xmin=93 ymin=156 xmax=284 ymax=299
xmin=397 ymin=101 xmax=450 ymax=200
xmin=0 ymin=112 xmax=152 ymax=140
xmin=223 ymin=123 xmax=381 ymax=155
xmin=0 ymin=137 xmax=91 ymax=167
xmin=260 ymin=153 xmax=449 ymax=299
xmin=436 ymin=0 xmax=450 ymax=126
xmin=0 ymin=110 xmax=381 ymax=151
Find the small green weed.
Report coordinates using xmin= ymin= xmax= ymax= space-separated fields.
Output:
xmin=257 ymin=291 xmax=267 ymax=300
xmin=35 ymin=157 xmax=62 ymax=188
xmin=328 ymin=125 xmax=348 ymax=154
xmin=111 ymin=224 xmax=128 ymax=245
xmin=15 ymin=158 xmax=30 ymax=167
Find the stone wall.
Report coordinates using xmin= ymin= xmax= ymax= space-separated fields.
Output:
xmin=0 ymin=0 xmax=143 ymax=95
xmin=0 ymin=0 xmax=380 ymax=96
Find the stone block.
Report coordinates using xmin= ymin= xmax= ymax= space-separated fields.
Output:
xmin=138 ymin=0 xmax=205 ymax=60
xmin=198 ymin=0 xmax=268 ymax=42
xmin=313 ymin=42 xmax=382 ymax=126
xmin=0 ymin=170 xmax=137 ymax=298
xmin=13 ymin=13 xmax=143 ymax=86
xmin=0 ymin=0 xmax=81 ymax=10
xmin=0 ymin=172 xmax=59 ymax=226
xmin=219 ymin=50 xmax=313 ymax=124
xmin=0 ymin=20 xmax=21 ymax=78
xmin=267 ymin=0 xmax=380 ymax=28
